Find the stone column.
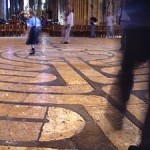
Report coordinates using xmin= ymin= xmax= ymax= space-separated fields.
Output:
xmin=6 ymin=0 xmax=9 ymax=19
xmin=97 ymin=0 xmax=102 ymax=23
xmin=83 ymin=0 xmax=88 ymax=25
xmin=92 ymin=0 xmax=98 ymax=24
xmin=0 ymin=0 xmax=3 ymax=18
xmin=10 ymin=0 xmax=14 ymax=16
xmin=113 ymin=0 xmax=120 ymax=16
xmin=71 ymin=0 xmax=88 ymax=25
xmin=88 ymin=0 xmax=92 ymax=25
xmin=106 ymin=0 xmax=113 ymax=14
xmin=29 ymin=0 xmax=34 ymax=10
xmin=19 ymin=0 xmax=24 ymax=12
xmin=99 ymin=0 xmax=103 ymax=22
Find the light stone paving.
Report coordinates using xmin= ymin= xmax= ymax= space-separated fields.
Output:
xmin=0 ymin=36 xmax=148 ymax=150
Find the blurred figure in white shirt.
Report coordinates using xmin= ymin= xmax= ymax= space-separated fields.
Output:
xmin=63 ymin=7 xmax=74 ymax=44
xmin=106 ymin=12 xmax=115 ymax=38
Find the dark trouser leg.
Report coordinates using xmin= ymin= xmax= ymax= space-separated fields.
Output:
xmin=91 ymin=25 xmax=96 ymax=37
xmin=120 ymin=29 xmax=126 ymax=50
xmin=139 ymin=65 xmax=150 ymax=149
xmin=29 ymin=44 xmax=35 ymax=55
xmin=119 ymin=54 xmax=134 ymax=113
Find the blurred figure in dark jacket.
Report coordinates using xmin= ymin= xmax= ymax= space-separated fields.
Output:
xmin=110 ymin=0 xmax=150 ymax=150
xmin=90 ymin=15 xmax=97 ymax=37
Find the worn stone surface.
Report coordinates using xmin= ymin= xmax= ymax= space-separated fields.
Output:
xmin=0 ymin=36 xmax=147 ymax=150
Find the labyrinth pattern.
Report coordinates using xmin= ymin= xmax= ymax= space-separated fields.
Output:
xmin=0 ymin=36 xmax=148 ymax=150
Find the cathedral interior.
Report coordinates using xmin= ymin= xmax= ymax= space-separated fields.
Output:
xmin=0 ymin=0 xmax=147 ymax=150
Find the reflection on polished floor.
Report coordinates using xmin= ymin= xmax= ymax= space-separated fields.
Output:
xmin=0 ymin=36 xmax=148 ymax=150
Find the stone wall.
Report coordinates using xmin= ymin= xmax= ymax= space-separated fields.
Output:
xmin=69 ymin=0 xmax=120 ymax=25
xmin=0 ymin=0 xmax=121 ymax=24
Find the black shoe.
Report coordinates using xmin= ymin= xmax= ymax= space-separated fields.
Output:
xmin=29 ymin=48 xmax=35 ymax=55
xmin=119 ymin=47 xmax=125 ymax=51
xmin=128 ymin=145 xmax=139 ymax=150
xmin=63 ymin=42 xmax=68 ymax=44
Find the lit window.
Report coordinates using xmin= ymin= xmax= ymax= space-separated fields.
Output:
xmin=24 ymin=0 xmax=29 ymax=9
xmin=8 ymin=0 xmax=10 ymax=9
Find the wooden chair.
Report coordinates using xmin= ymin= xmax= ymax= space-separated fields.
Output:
xmin=43 ymin=24 xmax=50 ymax=33
xmin=49 ymin=25 xmax=54 ymax=36
xmin=13 ymin=24 xmax=21 ymax=36
xmin=86 ymin=25 xmax=91 ymax=37
xmin=114 ymin=25 xmax=121 ymax=38
xmin=20 ymin=25 xmax=26 ymax=35
xmin=53 ymin=24 xmax=61 ymax=36
xmin=72 ymin=25 xmax=81 ymax=37
xmin=6 ymin=24 xmax=13 ymax=36
xmin=100 ymin=22 xmax=106 ymax=37
xmin=96 ymin=25 xmax=103 ymax=37
xmin=0 ymin=24 xmax=6 ymax=36
xmin=82 ymin=25 xmax=89 ymax=37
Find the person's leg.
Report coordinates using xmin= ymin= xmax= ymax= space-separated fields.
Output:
xmin=127 ymin=30 xmax=150 ymax=150
xmin=120 ymin=29 xmax=126 ymax=50
xmin=67 ymin=27 xmax=71 ymax=42
xmin=91 ymin=25 xmax=94 ymax=37
xmin=107 ymin=26 xmax=114 ymax=38
xmin=106 ymin=26 xmax=110 ymax=37
xmin=119 ymin=29 xmax=136 ymax=112
xmin=119 ymin=56 xmax=134 ymax=113
xmin=61 ymin=26 xmax=65 ymax=43
xmin=128 ymin=146 xmax=139 ymax=150
xmin=31 ymin=44 xmax=35 ymax=49
xmin=110 ymin=26 xmax=114 ymax=37
xmin=93 ymin=25 xmax=96 ymax=37
xmin=29 ymin=44 xmax=35 ymax=55
xmin=64 ymin=27 xmax=71 ymax=43
xmin=136 ymin=62 xmax=150 ymax=150
xmin=29 ymin=28 xmax=38 ymax=55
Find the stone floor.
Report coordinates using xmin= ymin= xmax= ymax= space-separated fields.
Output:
xmin=0 ymin=35 xmax=148 ymax=150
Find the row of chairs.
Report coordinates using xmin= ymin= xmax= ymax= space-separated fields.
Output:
xmin=0 ymin=24 xmax=26 ymax=36
xmin=0 ymin=24 xmax=121 ymax=37
xmin=42 ymin=24 xmax=121 ymax=37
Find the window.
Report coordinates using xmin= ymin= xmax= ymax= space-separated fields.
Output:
xmin=24 ymin=0 xmax=29 ymax=9
xmin=8 ymin=0 xmax=10 ymax=9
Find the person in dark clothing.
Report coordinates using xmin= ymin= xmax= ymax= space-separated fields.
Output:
xmin=26 ymin=11 xmax=42 ymax=55
xmin=116 ymin=0 xmax=130 ymax=50
xmin=90 ymin=15 xmax=97 ymax=37
xmin=109 ymin=0 xmax=150 ymax=150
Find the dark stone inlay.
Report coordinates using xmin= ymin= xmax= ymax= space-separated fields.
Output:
xmin=0 ymin=116 xmax=49 ymax=123
xmin=101 ymin=89 xmax=143 ymax=130
xmin=0 ymin=104 xmax=117 ymax=150
xmin=132 ymin=90 xmax=149 ymax=104
xmin=37 ymin=106 xmax=49 ymax=141
xmin=0 ymin=63 xmax=66 ymax=86
xmin=63 ymin=58 xmax=147 ymax=130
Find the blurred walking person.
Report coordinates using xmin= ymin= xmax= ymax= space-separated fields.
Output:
xmin=63 ymin=7 xmax=74 ymax=44
xmin=106 ymin=12 xmax=115 ymax=38
xmin=26 ymin=10 xmax=42 ymax=55
xmin=90 ymin=15 xmax=97 ymax=38
xmin=109 ymin=0 xmax=150 ymax=149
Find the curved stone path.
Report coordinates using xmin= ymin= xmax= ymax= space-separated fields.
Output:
xmin=0 ymin=36 xmax=148 ymax=150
